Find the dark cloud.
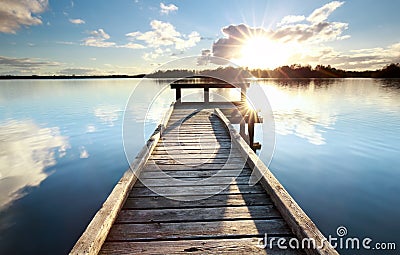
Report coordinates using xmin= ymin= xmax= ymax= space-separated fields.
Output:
xmin=212 ymin=24 xmax=268 ymax=59
xmin=197 ymin=49 xmax=211 ymax=65
xmin=57 ymin=68 xmax=97 ymax=75
xmin=0 ymin=56 xmax=60 ymax=69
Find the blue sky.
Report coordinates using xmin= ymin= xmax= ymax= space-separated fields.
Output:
xmin=0 ymin=0 xmax=399 ymax=75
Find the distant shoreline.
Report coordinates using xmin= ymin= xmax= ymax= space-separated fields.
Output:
xmin=2 ymin=63 xmax=399 ymax=79
xmin=0 ymin=74 xmax=146 ymax=80
xmin=2 ymin=76 xmax=400 ymax=80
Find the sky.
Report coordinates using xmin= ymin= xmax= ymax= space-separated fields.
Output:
xmin=0 ymin=0 xmax=399 ymax=75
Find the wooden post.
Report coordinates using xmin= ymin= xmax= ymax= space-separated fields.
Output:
xmin=204 ymin=87 xmax=209 ymax=103
xmin=239 ymin=119 xmax=246 ymax=137
xmin=248 ymin=121 xmax=254 ymax=151
xmin=241 ymin=87 xmax=247 ymax=102
xmin=176 ymin=88 xmax=182 ymax=103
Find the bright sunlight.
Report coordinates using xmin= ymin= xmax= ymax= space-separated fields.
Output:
xmin=238 ymin=36 xmax=295 ymax=69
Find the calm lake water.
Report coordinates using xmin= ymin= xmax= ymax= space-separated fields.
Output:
xmin=0 ymin=78 xmax=399 ymax=254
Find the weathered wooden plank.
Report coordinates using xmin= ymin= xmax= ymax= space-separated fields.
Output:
xmin=148 ymin=157 xmax=245 ymax=165
xmin=154 ymin=145 xmax=233 ymax=150
xmin=160 ymin=138 xmax=232 ymax=142
xmin=106 ymin=219 xmax=291 ymax=241
xmin=164 ymin=131 xmax=229 ymax=134
xmin=123 ymin=193 xmax=273 ymax=209
xmin=150 ymin=153 xmax=242 ymax=160
xmin=129 ymin=184 xmax=266 ymax=197
xmin=162 ymin=133 xmax=229 ymax=138
xmin=165 ymin=123 xmax=226 ymax=128
xmin=134 ymin=176 xmax=251 ymax=187
xmin=116 ymin=205 xmax=280 ymax=223
xmin=152 ymin=148 xmax=242 ymax=155
xmin=156 ymin=142 xmax=232 ymax=148
xmin=166 ymin=127 xmax=227 ymax=131
xmin=123 ymin=194 xmax=272 ymax=209
xmin=143 ymin=163 xmax=247 ymax=171
xmin=165 ymin=123 xmax=225 ymax=127
xmin=140 ymin=169 xmax=252 ymax=178
xmin=165 ymin=128 xmax=226 ymax=132
xmin=100 ymin=238 xmax=305 ymax=255
xmin=160 ymin=136 xmax=231 ymax=141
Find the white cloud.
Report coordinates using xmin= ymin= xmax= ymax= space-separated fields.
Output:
xmin=119 ymin=42 xmax=145 ymax=49
xmin=277 ymin=15 xmax=305 ymax=27
xmin=323 ymin=42 xmax=400 ymax=70
xmin=0 ymin=120 xmax=69 ymax=209
xmin=160 ymin=3 xmax=178 ymax=14
xmin=69 ymin=18 xmax=85 ymax=25
xmin=175 ymin=31 xmax=201 ymax=50
xmin=83 ymin=29 xmax=116 ymax=48
xmin=127 ymin=20 xmax=180 ymax=48
xmin=307 ymin=1 xmax=344 ymax=24
xmin=126 ymin=20 xmax=201 ymax=59
xmin=0 ymin=0 xmax=48 ymax=34
xmin=83 ymin=29 xmax=146 ymax=49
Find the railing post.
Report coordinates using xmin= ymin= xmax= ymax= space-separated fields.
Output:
xmin=247 ymin=111 xmax=256 ymax=151
xmin=176 ymin=88 xmax=181 ymax=103
xmin=204 ymin=87 xmax=209 ymax=103
xmin=239 ymin=117 xmax=248 ymax=143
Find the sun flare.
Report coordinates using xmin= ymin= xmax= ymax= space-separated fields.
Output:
xmin=238 ymin=36 xmax=294 ymax=69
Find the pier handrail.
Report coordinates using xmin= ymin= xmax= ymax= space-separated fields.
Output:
xmin=170 ymin=77 xmax=249 ymax=103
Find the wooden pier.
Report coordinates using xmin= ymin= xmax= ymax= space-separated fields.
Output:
xmin=70 ymin=78 xmax=338 ymax=255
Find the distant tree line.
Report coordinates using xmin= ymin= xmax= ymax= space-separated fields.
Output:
xmin=0 ymin=74 xmax=146 ymax=79
xmin=147 ymin=63 xmax=400 ymax=78
xmin=2 ymin=63 xmax=399 ymax=79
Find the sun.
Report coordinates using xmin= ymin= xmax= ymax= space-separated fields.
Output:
xmin=237 ymin=36 xmax=294 ymax=69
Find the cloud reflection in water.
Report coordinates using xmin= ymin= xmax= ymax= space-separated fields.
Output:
xmin=94 ymin=105 xmax=123 ymax=126
xmin=0 ymin=120 xmax=69 ymax=209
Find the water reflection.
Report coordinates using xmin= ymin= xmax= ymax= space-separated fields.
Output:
xmin=0 ymin=78 xmax=399 ymax=254
xmin=258 ymin=79 xmax=337 ymax=145
xmin=94 ymin=105 xmax=123 ymax=127
xmin=79 ymin=146 xmax=89 ymax=159
xmin=0 ymin=120 xmax=69 ymax=210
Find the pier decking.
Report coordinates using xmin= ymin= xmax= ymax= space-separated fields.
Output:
xmin=70 ymin=79 xmax=338 ymax=255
